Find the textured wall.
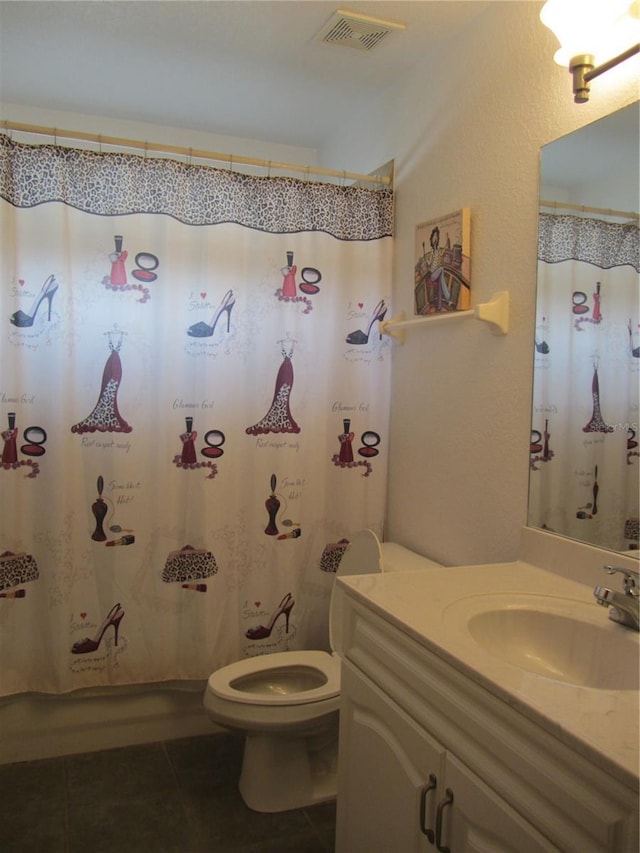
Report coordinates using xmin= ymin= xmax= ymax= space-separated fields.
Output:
xmin=320 ymin=0 xmax=638 ymax=565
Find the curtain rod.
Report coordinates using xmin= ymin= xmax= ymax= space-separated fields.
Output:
xmin=2 ymin=120 xmax=392 ymax=188
xmin=540 ymin=198 xmax=639 ymax=221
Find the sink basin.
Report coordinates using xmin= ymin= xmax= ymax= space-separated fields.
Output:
xmin=446 ymin=594 xmax=639 ymax=690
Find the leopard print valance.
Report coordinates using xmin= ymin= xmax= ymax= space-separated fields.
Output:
xmin=538 ymin=213 xmax=639 ymax=272
xmin=0 ymin=134 xmax=393 ymax=240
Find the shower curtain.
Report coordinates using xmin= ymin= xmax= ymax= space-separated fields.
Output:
xmin=0 ymin=134 xmax=393 ymax=697
xmin=530 ymin=212 xmax=639 ymax=551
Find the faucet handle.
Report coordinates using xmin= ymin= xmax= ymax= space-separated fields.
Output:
xmin=604 ymin=564 xmax=640 ymax=596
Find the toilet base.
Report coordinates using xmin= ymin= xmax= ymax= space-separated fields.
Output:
xmin=238 ymin=718 xmax=338 ymax=812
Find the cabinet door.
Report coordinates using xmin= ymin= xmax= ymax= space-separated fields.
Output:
xmin=336 ymin=662 xmax=444 ymax=853
xmin=440 ymin=753 xmax=558 ymax=853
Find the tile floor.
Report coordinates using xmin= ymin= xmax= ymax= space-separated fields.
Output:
xmin=0 ymin=733 xmax=336 ymax=852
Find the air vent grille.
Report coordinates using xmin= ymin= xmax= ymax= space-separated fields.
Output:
xmin=315 ymin=9 xmax=405 ymax=53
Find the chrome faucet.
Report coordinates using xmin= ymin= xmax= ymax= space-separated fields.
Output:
xmin=594 ymin=565 xmax=640 ymax=631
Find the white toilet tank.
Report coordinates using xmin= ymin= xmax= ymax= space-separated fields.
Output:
xmin=380 ymin=541 xmax=445 ymax=573
xmin=329 ymin=532 xmax=443 ymax=652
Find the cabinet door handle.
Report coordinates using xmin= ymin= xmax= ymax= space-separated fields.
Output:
xmin=419 ymin=773 xmax=437 ymax=842
xmin=435 ymin=787 xmax=454 ymax=853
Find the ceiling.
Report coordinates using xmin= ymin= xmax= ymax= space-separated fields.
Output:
xmin=0 ymin=0 xmax=491 ymax=150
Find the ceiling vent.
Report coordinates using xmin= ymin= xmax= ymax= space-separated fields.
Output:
xmin=314 ymin=9 xmax=406 ymax=53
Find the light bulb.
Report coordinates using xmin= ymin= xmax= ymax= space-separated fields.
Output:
xmin=540 ymin=0 xmax=636 ymax=66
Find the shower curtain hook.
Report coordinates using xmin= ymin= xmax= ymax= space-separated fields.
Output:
xmin=342 ymin=170 xmax=346 ymax=186
xmin=98 ymin=134 xmax=103 ymax=154
xmin=53 ymin=127 xmax=58 ymax=146
xmin=144 ymin=141 xmax=148 ymax=160
xmin=188 ymin=147 xmax=193 ymax=166
xmin=229 ymin=154 xmax=233 ymax=173
xmin=268 ymin=160 xmax=272 ymax=178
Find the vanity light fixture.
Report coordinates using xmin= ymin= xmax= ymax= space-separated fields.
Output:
xmin=540 ymin=0 xmax=640 ymax=102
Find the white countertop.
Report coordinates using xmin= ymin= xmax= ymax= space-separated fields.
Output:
xmin=338 ymin=560 xmax=640 ymax=788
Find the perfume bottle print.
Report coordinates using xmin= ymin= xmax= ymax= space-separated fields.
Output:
xmin=180 ymin=417 xmax=197 ymax=464
xmin=91 ymin=475 xmax=109 ymax=542
xmin=338 ymin=419 xmax=354 ymax=464
xmin=172 ymin=416 xmax=219 ymax=478
xmin=265 ymin=474 xmax=281 ymax=536
xmin=275 ymin=252 xmax=313 ymax=312
xmin=281 ymin=251 xmax=297 ymax=298
xmin=109 ymin=236 xmax=128 ymax=286
xmin=1 ymin=413 xmax=18 ymax=465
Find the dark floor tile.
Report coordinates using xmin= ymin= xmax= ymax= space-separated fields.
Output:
xmin=0 ymin=758 xmax=67 ymax=853
xmin=188 ymin=786 xmax=312 ymax=849
xmin=0 ymin=756 xmax=66 ymax=805
xmin=227 ymin=833 xmax=328 ymax=853
xmin=0 ymin=733 xmax=337 ymax=853
xmin=67 ymin=789 xmax=192 ymax=853
xmin=304 ymin=800 xmax=337 ymax=852
xmin=165 ymin=732 xmax=244 ymax=794
xmin=65 ymin=741 xmax=175 ymax=806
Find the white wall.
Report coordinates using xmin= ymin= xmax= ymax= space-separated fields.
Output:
xmin=0 ymin=101 xmax=319 ymax=175
xmin=319 ymin=0 xmax=639 ymax=566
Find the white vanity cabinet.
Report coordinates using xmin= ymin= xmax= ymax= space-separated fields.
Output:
xmin=338 ymin=660 xmax=555 ymax=852
xmin=335 ymin=591 xmax=639 ymax=853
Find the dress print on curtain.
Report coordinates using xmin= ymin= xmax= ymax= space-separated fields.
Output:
xmin=530 ymin=213 xmax=639 ymax=551
xmin=0 ymin=133 xmax=393 ymax=695
xmin=71 ymin=329 xmax=133 ymax=434
xmin=246 ymin=340 xmax=300 ymax=435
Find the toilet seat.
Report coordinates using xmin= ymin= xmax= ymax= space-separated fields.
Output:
xmin=207 ymin=650 xmax=340 ymax=706
xmin=206 ymin=530 xmax=383 ymax=713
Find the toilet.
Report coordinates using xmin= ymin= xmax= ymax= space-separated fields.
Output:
xmin=203 ymin=529 xmax=442 ymax=812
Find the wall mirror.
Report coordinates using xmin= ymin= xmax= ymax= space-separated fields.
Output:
xmin=529 ymin=101 xmax=639 ymax=555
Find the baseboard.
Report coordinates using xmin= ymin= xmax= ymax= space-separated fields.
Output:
xmin=0 ymin=683 xmax=223 ymax=764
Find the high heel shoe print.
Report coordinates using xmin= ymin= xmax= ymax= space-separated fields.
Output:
xmin=245 ymin=593 xmax=294 ymax=640
xmin=187 ymin=289 xmax=235 ymax=338
xmin=10 ymin=274 xmax=59 ymax=328
xmin=71 ymin=603 xmax=125 ymax=654
xmin=346 ymin=299 xmax=387 ymax=345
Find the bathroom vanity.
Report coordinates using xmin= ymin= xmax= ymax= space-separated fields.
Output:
xmin=334 ymin=541 xmax=639 ymax=852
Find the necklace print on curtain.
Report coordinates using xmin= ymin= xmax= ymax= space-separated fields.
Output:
xmin=530 ymin=212 xmax=639 ymax=551
xmin=103 ymin=235 xmax=158 ymax=303
xmin=0 ymin=133 xmax=393 ymax=695
xmin=274 ymin=250 xmax=316 ymax=313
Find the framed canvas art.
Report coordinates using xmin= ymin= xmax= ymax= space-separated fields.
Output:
xmin=414 ymin=208 xmax=471 ymax=316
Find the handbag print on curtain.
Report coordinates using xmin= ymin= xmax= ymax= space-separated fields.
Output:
xmin=0 ymin=134 xmax=393 ymax=696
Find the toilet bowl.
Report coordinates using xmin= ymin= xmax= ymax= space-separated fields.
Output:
xmin=203 ymin=529 xmax=443 ymax=812
xmin=203 ymin=528 xmax=384 ymax=812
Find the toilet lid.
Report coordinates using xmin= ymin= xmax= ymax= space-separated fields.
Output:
xmin=335 ymin=528 xmax=383 ymax=578
xmin=206 ymin=650 xmax=341 ymax=706
xmin=329 ymin=528 xmax=383 ymax=651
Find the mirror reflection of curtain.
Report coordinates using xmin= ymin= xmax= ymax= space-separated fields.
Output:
xmin=0 ymin=134 xmax=393 ymax=696
xmin=530 ymin=212 xmax=639 ymax=552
